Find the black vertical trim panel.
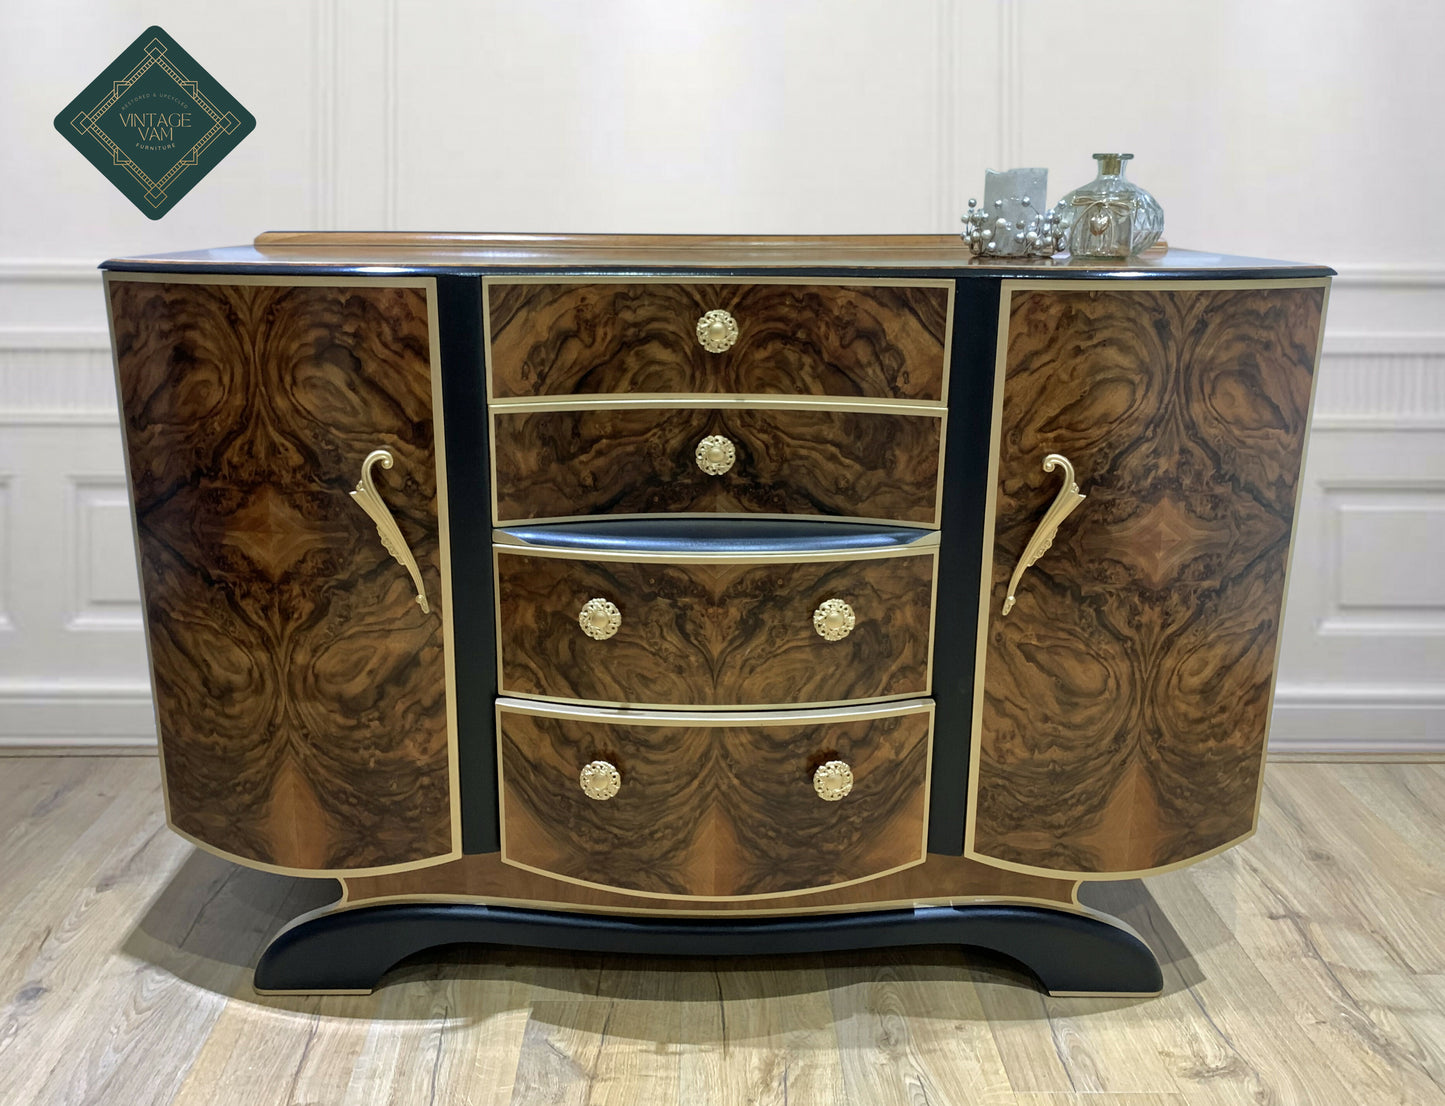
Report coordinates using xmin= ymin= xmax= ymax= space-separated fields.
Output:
xmin=928 ymin=278 xmax=1000 ymax=854
xmin=436 ymin=275 xmax=499 ymax=853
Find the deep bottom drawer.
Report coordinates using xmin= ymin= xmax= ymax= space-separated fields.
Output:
xmin=497 ymin=698 xmax=932 ymax=899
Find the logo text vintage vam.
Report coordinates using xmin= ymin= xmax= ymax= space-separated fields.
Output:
xmin=55 ymin=26 xmax=255 ymax=219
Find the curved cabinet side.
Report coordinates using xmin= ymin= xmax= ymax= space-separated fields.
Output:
xmin=107 ymin=275 xmax=458 ymax=874
xmin=967 ymin=280 xmax=1328 ymax=877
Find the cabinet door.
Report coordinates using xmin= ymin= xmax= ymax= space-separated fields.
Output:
xmin=108 ymin=276 xmax=457 ymax=873
xmin=968 ymin=281 xmax=1326 ymax=877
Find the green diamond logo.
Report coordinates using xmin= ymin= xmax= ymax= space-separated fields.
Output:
xmin=55 ymin=26 xmax=255 ymax=220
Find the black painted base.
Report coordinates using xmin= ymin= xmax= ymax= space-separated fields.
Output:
xmin=253 ymin=902 xmax=1163 ymax=997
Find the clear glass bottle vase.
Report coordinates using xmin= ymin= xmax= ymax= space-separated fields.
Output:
xmin=1059 ymin=153 xmax=1164 ymax=259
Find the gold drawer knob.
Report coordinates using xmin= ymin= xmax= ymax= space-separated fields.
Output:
xmin=813 ymin=760 xmax=854 ymax=802
xmin=578 ymin=597 xmax=621 ymax=640
xmin=695 ymin=434 xmax=736 ymax=476
xmin=696 ymin=309 xmax=739 ymax=353
xmin=579 ymin=760 xmax=621 ymax=801
xmin=812 ymin=598 xmax=855 ymax=641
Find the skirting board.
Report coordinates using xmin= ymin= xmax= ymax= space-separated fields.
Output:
xmin=0 ymin=682 xmax=156 ymax=752
xmin=0 ymin=685 xmax=1441 ymax=755
xmin=1267 ymin=686 xmax=1445 ymax=754
xmin=0 ymin=739 xmax=157 ymax=756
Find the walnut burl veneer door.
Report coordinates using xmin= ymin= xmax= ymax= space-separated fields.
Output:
xmin=969 ymin=281 xmax=1327 ymax=877
xmin=497 ymin=700 xmax=932 ymax=898
xmin=108 ymin=276 xmax=457 ymax=874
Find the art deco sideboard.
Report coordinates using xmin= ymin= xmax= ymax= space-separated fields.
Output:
xmin=102 ymin=233 xmax=1330 ymax=995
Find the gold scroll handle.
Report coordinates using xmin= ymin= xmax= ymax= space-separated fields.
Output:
xmin=1001 ymin=452 xmax=1086 ymax=616
xmin=349 ymin=448 xmax=431 ymax=614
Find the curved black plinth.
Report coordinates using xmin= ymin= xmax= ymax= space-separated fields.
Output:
xmin=253 ymin=902 xmax=1163 ymax=997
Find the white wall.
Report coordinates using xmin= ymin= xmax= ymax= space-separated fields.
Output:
xmin=1 ymin=0 xmax=1440 ymax=750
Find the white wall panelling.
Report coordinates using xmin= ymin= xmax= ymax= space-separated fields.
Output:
xmin=67 ymin=476 xmax=143 ymax=631
xmin=0 ymin=476 xmax=11 ymax=632
xmin=1332 ymin=492 xmax=1445 ymax=621
xmin=0 ymin=425 xmax=155 ymax=747
xmin=1 ymin=1 xmax=1442 ymax=750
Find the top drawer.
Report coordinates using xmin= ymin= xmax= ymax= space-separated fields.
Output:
xmin=485 ymin=279 xmax=953 ymax=403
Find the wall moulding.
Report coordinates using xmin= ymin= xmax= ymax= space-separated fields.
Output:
xmin=0 ymin=349 xmax=120 ymax=423
xmin=1313 ymin=348 xmax=1445 ymax=426
xmin=1270 ymin=685 xmax=1445 ymax=753
xmin=0 ymin=261 xmax=103 ymax=282
xmin=1330 ymin=263 xmax=1445 ymax=288
xmin=0 ymin=681 xmax=157 ymax=748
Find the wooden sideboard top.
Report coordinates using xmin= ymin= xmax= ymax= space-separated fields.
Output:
xmin=100 ymin=231 xmax=1333 ymax=276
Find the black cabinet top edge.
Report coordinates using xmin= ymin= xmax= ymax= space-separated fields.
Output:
xmin=98 ymin=241 xmax=1334 ymax=281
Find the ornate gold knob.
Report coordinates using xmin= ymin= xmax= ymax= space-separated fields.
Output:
xmin=579 ymin=760 xmax=621 ymax=801
xmin=695 ymin=435 xmax=736 ymax=476
xmin=813 ymin=760 xmax=854 ymax=802
xmin=812 ymin=598 xmax=855 ymax=641
xmin=578 ymin=598 xmax=621 ymax=640
xmin=696 ymin=309 xmax=739 ymax=353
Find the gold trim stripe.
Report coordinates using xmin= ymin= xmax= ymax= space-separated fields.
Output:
xmin=307 ymin=885 xmax=1090 ymax=922
xmin=495 ymin=696 xmax=934 ymax=727
xmin=492 ymin=509 xmax=944 ymax=531
xmin=487 ymin=393 xmax=949 ymax=414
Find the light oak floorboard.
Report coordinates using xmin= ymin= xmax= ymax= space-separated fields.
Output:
xmin=1 ymin=757 xmax=1443 ymax=1104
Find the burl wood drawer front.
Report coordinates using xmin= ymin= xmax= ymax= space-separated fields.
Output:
xmin=107 ymin=275 xmax=457 ymax=874
xmin=498 ymin=700 xmax=932 ymax=898
xmin=496 ymin=547 xmax=936 ymax=708
xmin=970 ymin=280 xmax=1327 ymax=878
xmin=485 ymin=279 xmax=952 ymax=402
xmin=491 ymin=404 xmax=944 ymax=526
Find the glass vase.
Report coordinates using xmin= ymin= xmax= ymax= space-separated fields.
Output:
xmin=1058 ymin=153 xmax=1164 ymax=259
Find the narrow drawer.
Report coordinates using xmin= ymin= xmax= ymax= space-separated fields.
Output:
xmin=497 ymin=698 xmax=933 ymax=898
xmin=491 ymin=404 xmax=944 ymax=526
xmin=485 ymin=280 xmax=952 ymax=402
xmin=495 ymin=543 xmax=937 ymax=708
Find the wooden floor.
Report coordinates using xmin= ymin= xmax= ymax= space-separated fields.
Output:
xmin=1 ymin=757 xmax=1442 ymax=1105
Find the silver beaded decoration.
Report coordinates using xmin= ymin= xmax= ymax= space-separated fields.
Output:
xmin=959 ymin=167 xmax=1068 ymax=259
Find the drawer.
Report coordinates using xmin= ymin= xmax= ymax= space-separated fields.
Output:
xmin=497 ymin=698 xmax=933 ymax=898
xmin=485 ymin=280 xmax=952 ymax=402
xmin=491 ymin=404 xmax=944 ymax=526
xmin=495 ymin=542 xmax=937 ymax=708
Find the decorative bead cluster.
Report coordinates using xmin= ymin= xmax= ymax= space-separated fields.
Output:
xmin=960 ymin=195 xmax=1068 ymax=258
